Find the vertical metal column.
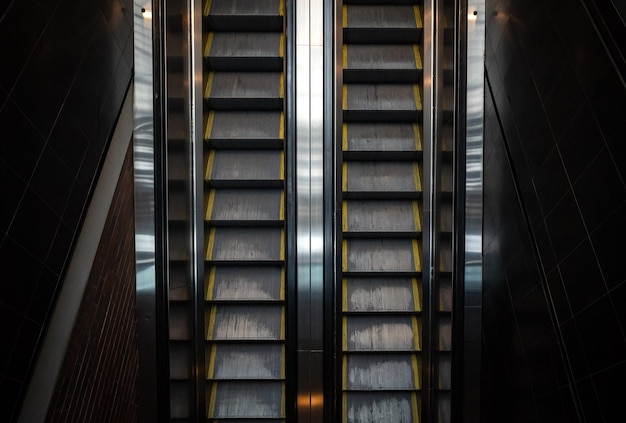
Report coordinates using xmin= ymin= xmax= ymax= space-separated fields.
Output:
xmin=462 ymin=2 xmax=484 ymax=422
xmin=296 ymin=0 xmax=325 ymax=420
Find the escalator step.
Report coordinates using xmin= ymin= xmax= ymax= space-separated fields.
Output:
xmin=343 ymin=84 xmax=422 ymax=121
xmin=344 ymin=44 xmax=422 ymax=83
xmin=206 ymin=111 xmax=284 ymax=148
xmin=205 ymin=72 xmax=283 ymax=110
xmin=343 ymin=200 xmax=420 ymax=234
xmin=207 ymin=227 xmax=284 ymax=263
xmin=209 ymin=344 xmax=284 ymax=380
xmin=207 ymin=189 xmax=284 ymax=224
xmin=207 ymin=266 xmax=284 ymax=302
xmin=343 ymin=238 xmax=421 ymax=273
xmin=208 ymin=381 xmax=284 ymax=419
xmin=344 ymin=315 xmax=420 ymax=351
xmin=206 ymin=150 xmax=283 ymax=187
xmin=344 ymin=392 xmax=419 ymax=423
xmin=343 ymin=161 xmax=421 ymax=197
xmin=344 ymin=354 xmax=419 ymax=390
xmin=343 ymin=123 xmax=421 ymax=158
xmin=343 ymin=277 xmax=420 ymax=312
xmin=205 ymin=32 xmax=284 ymax=71
xmin=343 ymin=5 xmax=423 ymax=44
xmin=208 ymin=305 xmax=284 ymax=341
xmin=205 ymin=0 xmax=283 ymax=32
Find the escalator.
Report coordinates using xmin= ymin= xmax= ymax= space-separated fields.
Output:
xmin=338 ymin=1 xmax=424 ymax=421
xmin=203 ymin=0 xmax=287 ymax=420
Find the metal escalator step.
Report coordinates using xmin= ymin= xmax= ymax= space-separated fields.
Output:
xmin=205 ymin=72 xmax=283 ymax=110
xmin=206 ymin=150 xmax=283 ymax=188
xmin=344 ymin=44 xmax=422 ymax=83
xmin=209 ymin=344 xmax=283 ymax=380
xmin=343 ymin=5 xmax=423 ymax=44
xmin=207 ymin=266 xmax=283 ymax=301
xmin=344 ymin=392 xmax=418 ymax=423
xmin=344 ymin=354 xmax=419 ymax=390
xmin=343 ymin=200 xmax=420 ymax=235
xmin=343 ymin=123 xmax=421 ymax=159
xmin=207 ymin=227 xmax=284 ymax=262
xmin=205 ymin=32 xmax=284 ymax=71
xmin=206 ymin=111 xmax=284 ymax=149
xmin=343 ymin=277 xmax=420 ymax=312
xmin=205 ymin=0 xmax=283 ymax=32
xmin=343 ymin=84 xmax=422 ymax=122
xmin=208 ymin=305 xmax=284 ymax=340
xmin=208 ymin=381 xmax=284 ymax=418
xmin=344 ymin=315 xmax=420 ymax=351
xmin=343 ymin=161 xmax=421 ymax=198
xmin=207 ymin=189 xmax=283 ymax=224
xmin=343 ymin=238 xmax=421 ymax=273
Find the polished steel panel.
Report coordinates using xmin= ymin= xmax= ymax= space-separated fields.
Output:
xmin=133 ymin=1 xmax=159 ymax=421
xmin=296 ymin=0 xmax=325 ymax=419
xmin=464 ymin=2 xmax=484 ymax=422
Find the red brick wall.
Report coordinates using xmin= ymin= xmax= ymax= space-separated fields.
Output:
xmin=46 ymin=142 xmax=138 ymax=422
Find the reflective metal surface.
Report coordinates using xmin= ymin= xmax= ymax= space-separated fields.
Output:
xmin=133 ymin=1 xmax=159 ymax=421
xmin=463 ymin=1 xmax=484 ymax=421
xmin=296 ymin=0 xmax=325 ymax=419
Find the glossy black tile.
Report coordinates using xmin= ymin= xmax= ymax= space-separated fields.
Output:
xmin=45 ymin=221 xmax=74 ymax=274
xmin=519 ymin=111 xmax=555 ymax=175
xmin=515 ymin=284 xmax=552 ymax=348
xmin=575 ymin=295 xmax=626 ymax=374
xmin=573 ymin=147 xmax=626 ymax=233
xmin=505 ymin=252 xmax=534 ymax=304
xmin=47 ymin=110 xmax=90 ymax=174
xmin=532 ymin=146 xmax=569 ymax=217
xmin=576 ymin=377 xmax=604 ymax=423
xmin=0 ymin=377 xmax=23 ymax=423
xmin=546 ymin=269 xmax=571 ymax=325
xmin=534 ymin=223 xmax=557 ymax=273
xmin=605 ymin=121 xmax=626 ymax=182
xmin=589 ymin=67 xmax=626 ymax=140
xmin=30 ymin=145 xmax=75 ymax=217
xmin=525 ymin=334 xmax=561 ymax=398
xmin=62 ymin=182 xmax=88 ymax=229
xmin=7 ymin=188 xmax=60 ymax=263
xmin=4 ymin=318 xmax=42 ymax=381
xmin=0 ymin=158 xmax=26 ymax=233
xmin=544 ymin=191 xmax=587 ymax=263
xmin=530 ymin=29 xmax=567 ymax=97
xmin=592 ymin=361 xmax=626 ymax=423
xmin=557 ymin=104 xmax=605 ymax=183
xmin=0 ymin=306 xmax=23 ymax=371
xmin=559 ymin=319 xmax=589 ymax=381
xmin=0 ymin=237 xmax=43 ymax=316
xmin=543 ymin=67 xmax=585 ymax=141
xmin=0 ymin=21 xmax=34 ymax=94
xmin=26 ymin=267 xmax=60 ymax=325
xmin=559 ymin=240 xmax=606 ymax=315
xmin=0 ymin=99 xmax=45 ymax=180
xmin=608 ymin=282 xmax=626 ymax=335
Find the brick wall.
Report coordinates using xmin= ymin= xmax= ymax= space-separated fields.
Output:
xmin=46 ymin=142 xmax=138 ymax=422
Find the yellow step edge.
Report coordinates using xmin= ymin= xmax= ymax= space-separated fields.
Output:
xmin=279 ymin=191 xmax=285 ymax=222
xmin=207 ymin=306 xmax=217 ymax=340
xmin=342 ymin=45 xmax=348 ymax=69
xmin=206 ymin=227 xmax=216 ymax=260
xmin=279 ymin=0 xmax=284 ymax=16
xmin=342 ymin=123 xmax=348 ymax=152
xmin=280 ymin=307 xmax=286 ymax=340
xmin=342 ymin=200 xmax=348 ymax=232
xmin=342 ymin=277 xmax=348 ymax=312
xmin=342 ymin=317 xmax=348 ymax=351
xmin=412 ymin=200 xmax=421 ymax=232
xmin=203 ymin=0 xmax=212 ymax=17
xmin=413 ymin=44 xmax=423 ymax=70
xmin=279 ymin=112 xmax=285 ymax=139
xmin=412 ymin=277 xmax=421 ymax=312
xmin=342 ymin=162 xmax=348 ymax=192
xmin=412 ymin=239 xmax=421 ymax=272
xmin=342 ymin=5 xmax=348 ymax=28
xmin=281 ymin=383 xmax=286 ymax=418
xmin=280 ymin=228 xmax=285 ymax=261
xmin=205 ymin=110 xmax=215 ymax=140
xmin=207 ymin=344 xmax=217 ymax=379
xmin=205 ymin=149 xmax=216 ymax=181
xmin=342 ymin=392 xmax=348 ymax=423
xmin=411 ymin=354 xmax=420 ymax=389
xmin=280 ymin=150 xmax=285 ymax=180
xmin=412 ymin=316 xmax=420 ymax=351
xmin=412 ymin=123 xmax=422 ymax=151
xmin=204 ymin=71 xmax=215 ymax=99
xmin=413 ymin=5 xmax=423 ymax=28
xmin=206 ymin=266 xmax=216 ymax=301
xmin=280 ymin=268 xmax=285 ymax=301
xmin=279 ymin=73 xmax=285 ymax=99
xmin=205 ymin=189 xmax=216 ymax=221
xmin=208 ymin=381 xmax=217 ymax=417
xmin=342 ymin=239 xmax=348 ymax=272
xmin=411 ymin=392 xmax=419 ymax=421
xmin=342 ymin=355 xmax=348 ymax=389
xmin=413 ymin=162 xmax=421 ymax=191
xmin=342 ymin=84 xmax=348 ymax=110
xmin=413 ymin=84 xmax=423 ymax=110
xmin=280 ymin=345 xmax=286 ymax=378
xmin=204 ymin=32 xmax=214 ymax=57
xmin=279 ymin=33 xmax=285 ymax=58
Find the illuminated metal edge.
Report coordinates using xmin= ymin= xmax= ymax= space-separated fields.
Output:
xmin=462 ymin=1 xmax=484 ymax=422
xmin=296 ymin=0 xmax=325 ymax=420
xmin=187 ymin=0 xmax=206 ymax=418
xmin=421 ymin=0 xmax=436 ymax=420
xmin=134 ymin=1 xmax=167 ymax=421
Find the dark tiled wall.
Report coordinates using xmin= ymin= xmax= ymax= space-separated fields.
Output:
xmin=0 ymin=0 xmax=132 ymax=420
xmin=483 ymin=0 xmax=626 ymax=422
xmin=46 ymin=143 xmax=137 ymax=422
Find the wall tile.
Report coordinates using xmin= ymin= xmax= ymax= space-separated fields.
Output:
xmin=559 ymin=240 xmax=606 ymax=315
